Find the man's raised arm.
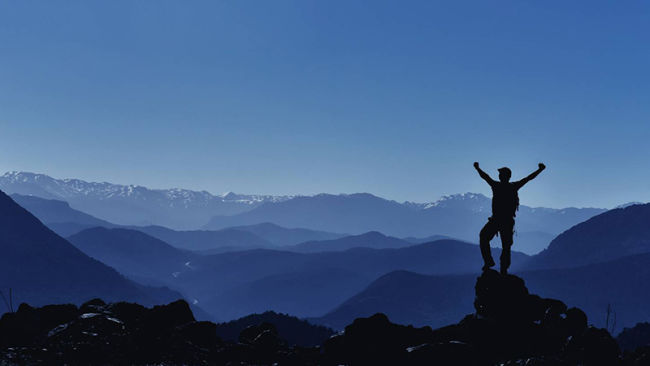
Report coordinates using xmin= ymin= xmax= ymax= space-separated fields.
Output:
xmin=515 ymin=163 xmax=546 ymax=189
xmin=474 ymin=162 xmax=496 ymax=185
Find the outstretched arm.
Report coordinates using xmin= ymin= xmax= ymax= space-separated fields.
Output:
xmin=515 ymin=163 xmax=546 ymax=189
xmin=474 ymin=162 xmax=496 ymax=185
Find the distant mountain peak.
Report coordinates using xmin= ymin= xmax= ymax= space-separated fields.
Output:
xmin=356 ymin=231 xmax=387 ymax=238
xmin=423 ymin=192 xmax=490 ymax=211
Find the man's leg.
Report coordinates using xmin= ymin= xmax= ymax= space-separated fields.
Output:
xmin=499 ymin=219 xmax=515 ymax=275
xmin=479 ymin=219 xmax=498 ymax=271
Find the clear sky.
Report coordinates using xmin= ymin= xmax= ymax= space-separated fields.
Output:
xmin=0 ymin=1 xmax=648 ymax=208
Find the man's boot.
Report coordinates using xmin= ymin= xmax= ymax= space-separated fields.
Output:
xmin=481 ymin=241 xmax=495 ymax=271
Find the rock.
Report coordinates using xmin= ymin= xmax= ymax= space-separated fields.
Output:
xmin=106 ymin=302 xmax=147 ymax=324
xmin=622 ymin=345 xmax=650 ymax=366
xmin=565 ymin=326 xmax=621 ymax=366
xmin=565 ymin=307 xmax=588 ymax=336
xmin=146 ymin=299 xmax=195 ymax=330
xmin=79 ymin=298 xmax=106 ymax=314
xmin=175 ymin=321 xmax=219 ymax=348
xmin=618 ymin=322 xmax=650 ymax=352
xmin=0 ymin=302 xmax=78 ymax=347
xmin=323 ymin=313 xmax=435 ymax=365
xmin=406 ymin=341 xmax=477 ymax=365
xmin=239 ymin=322 xmax=279 ymax=345
xmin=252 ymin=329 xmax=283 ymax=349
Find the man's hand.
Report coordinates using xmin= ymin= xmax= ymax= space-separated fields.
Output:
xmin=474 ymin=162 xmax=480 ymax=169
xmin=538 ymin=163 xmax=546 ymax=170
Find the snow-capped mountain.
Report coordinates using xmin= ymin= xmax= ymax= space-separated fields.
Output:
xmin=0 ymin=171 xmax=292 ymax=229
xmin=422 ymin=192 xmax=491 ymax=211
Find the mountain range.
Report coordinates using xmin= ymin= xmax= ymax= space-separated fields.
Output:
xmin=287 ymin=231 xmax=414 ymax=253
xmin=2 ymin=172 xmax=606 ymax=254
xmin=8 ymin=171 xmax=650 ymax=338
xmin=0 ymin=171 xmax=292 ymax=229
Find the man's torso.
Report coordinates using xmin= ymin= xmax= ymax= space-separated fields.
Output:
xmin=490 ymin=182 xmax=519 ymax=219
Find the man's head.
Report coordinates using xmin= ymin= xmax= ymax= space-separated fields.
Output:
xmin=498 ymin=167 xmax=512 ymax=182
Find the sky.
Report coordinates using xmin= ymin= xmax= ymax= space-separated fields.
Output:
xmin=0 ymin=1 xmax=648 ymax=208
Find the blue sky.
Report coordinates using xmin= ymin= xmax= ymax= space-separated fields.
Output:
xmin=0 ymin=1 xmax=648 ymax=208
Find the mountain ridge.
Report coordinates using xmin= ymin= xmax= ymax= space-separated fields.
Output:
xmin=0 ymin=189 xmax=181 ymax=309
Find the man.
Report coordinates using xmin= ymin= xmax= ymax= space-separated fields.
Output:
xmin=474 ymin=162 xmax=546 ymax=274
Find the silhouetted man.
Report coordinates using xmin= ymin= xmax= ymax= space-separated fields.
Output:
xmin=474 ymin=162 xmax=546 ymax=274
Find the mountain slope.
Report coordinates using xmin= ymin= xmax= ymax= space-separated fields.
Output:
xmin=67 ymin=227 xmax=195 ymax=285
xmin=529 ymin=204 xmax=650 ymax=269
xmin=288 ymin=231 xmax=413 ymax=253
xmin=10 ymin=194 xmax=116 ymax=236
xmin=0 ymin=190 xmax=180 ymax=308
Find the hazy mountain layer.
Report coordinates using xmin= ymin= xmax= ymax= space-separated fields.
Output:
xmin=0 ymin=190 xmax=181 ymax=310
xmin=287 ymin=231 xmax=413 ymax=253
xmin=204 ymin=193 xmax=604 ymax=254
xmin=172 ymin=240 xmax=528 ymax=319
xmin=229 ymin=222 xmax=345 ymax=246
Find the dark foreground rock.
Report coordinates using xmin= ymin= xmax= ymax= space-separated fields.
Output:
xmin=324 ymin=270 xmax=621 ymax=366
xmin=0 ymin=272 xmax=638 ymax=365
xmin=617 ymin=322 xmax=650 ymax=365
xmin=0 ymin=298 xmax=318 ymax=365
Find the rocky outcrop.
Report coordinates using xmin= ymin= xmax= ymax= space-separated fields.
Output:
xmin=323 ymin=270 xmax=621 ymax=365
xmin=617 ymin=322 xmax=650 ymax=365
xmin=618 ymin=322 xmax=650 ymax=351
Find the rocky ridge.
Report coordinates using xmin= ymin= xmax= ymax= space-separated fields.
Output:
xmin=2 ymin=272 xmax=645 ymax=365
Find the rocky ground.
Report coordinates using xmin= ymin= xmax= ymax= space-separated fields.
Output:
xmin=0 ymin=271 xmax=648 ymax=365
